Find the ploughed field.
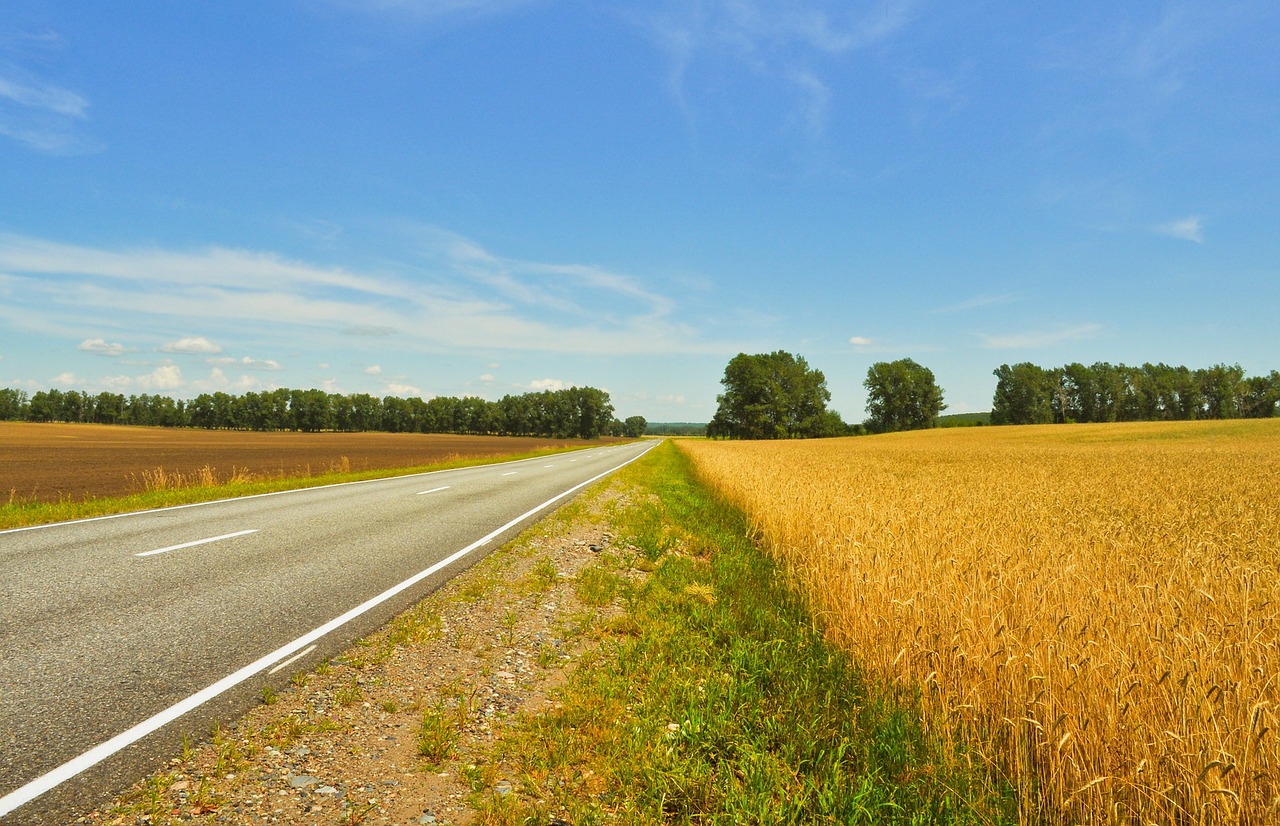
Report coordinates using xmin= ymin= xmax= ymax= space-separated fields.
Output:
xmin=679 ymin=420 xmax=1280 ymax=824
xmin=0 ymin=422 xmax=614 ymax=503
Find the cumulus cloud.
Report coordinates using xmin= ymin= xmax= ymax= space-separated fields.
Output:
xmin=364 ymin=364 xmax=382 ymax=375
xmin=1155 ymin=215 xmax=1204 ymax=243
xmin=77 ymin=337 xmax=129 ymax=356
xmin=479 ymin=373 xmax=495 ymax=384
xmin=529 ymin=378 xmax=568 ymax=392
xmin=848 ymin=335 xmax=873 ymax=346
xmin=137 ymin=364 xmax=184 ymax=390
xmin=385 ymin=382 xmax=422 ymax=397
xmin=50 ymin=371 xmax=80 ymax=386
xmin=161 ymin=336 xmax=222 ymax=354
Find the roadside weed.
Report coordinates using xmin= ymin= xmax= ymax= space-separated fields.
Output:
xmin=483 ymin=441 xmax=1016 ymax=824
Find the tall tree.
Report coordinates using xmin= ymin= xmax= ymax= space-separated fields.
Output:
xmin=708 ymin=351 xmax=839 ymax=439
xmin=991 ymin=363 xmax=1054 ymax=425
xmin=863 ymin=358 xmax=946 ymax=433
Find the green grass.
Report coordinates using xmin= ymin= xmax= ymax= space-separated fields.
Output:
xmin=479 ymin=441 xmax=1018 ymax=825
xmin=0 ymin=444 xmax=602 ymax=531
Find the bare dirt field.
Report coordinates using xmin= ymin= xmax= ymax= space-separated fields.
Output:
xmin=0 ymin=422 xmax=616 ymax=503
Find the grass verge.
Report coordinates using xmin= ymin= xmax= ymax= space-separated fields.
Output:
xmin=475 ymin=441 xmax=1018 ymax=824
xmin=0 ymin=444 xmax=600 ymax=531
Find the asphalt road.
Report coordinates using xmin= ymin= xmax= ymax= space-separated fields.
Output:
xmin=0 ymin=440 xmax=656 ymax=824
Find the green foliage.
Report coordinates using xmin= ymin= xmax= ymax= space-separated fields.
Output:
xmin=990 ymin=361 xmax=1279 ymax=425
xmin=1 ymin=383 xmax=623 ymax=439
xmin=488 ymin=443 xmax=1018 ymax=824
xmin=863 ymin=358 xmax=946 ymax=433
xmin=622 ymin=415 xmax=648 ymax=438
xmin=708 ymin=351 xmax=846 ymax=439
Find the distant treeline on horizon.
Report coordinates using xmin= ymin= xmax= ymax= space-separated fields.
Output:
xmin=0 ymin=385 xmax=648 ymax=440
xmin=992 ymin=361 xmax=1280 ymax=425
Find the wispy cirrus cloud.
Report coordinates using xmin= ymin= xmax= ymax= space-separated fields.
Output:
xmin=977 ymin=323 xmax=1102 ymax=350
xmin=643 ymin=0 xmax=923 ymax=145
xmin=0 ymin=228 xmax=724 ymax=359
xmin=930 ymin=292 xmax=1021 ymax=314
xmin=1154 ymin=215 xmax=1204 ymax=243
xmin=0 ymin=29 xmax=101 ymax=154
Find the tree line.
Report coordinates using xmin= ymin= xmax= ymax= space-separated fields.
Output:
xmin=992 ymin=362 xmax=1280 ymax=425
xmin=707 ymin=352 xmax=946 ymax=439
xmin=707 ymin=352 xmax=1280 ymax=440
xmin=0 ymin=385 xmax=648 ymax=440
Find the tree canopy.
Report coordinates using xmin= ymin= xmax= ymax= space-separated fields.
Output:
xmin=863 ymin=358 xmax=946 ymax=433
xmin=991 ymin=361 xmax=1280 ymax=424
xmin=1 ymin=384 xmax=627 ymax=439
xmin=707 ymin=351 xmax=845 ymax=439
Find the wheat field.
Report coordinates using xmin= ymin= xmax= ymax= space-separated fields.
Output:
xmin=679 ymin=421 xmax=1280 ymax=824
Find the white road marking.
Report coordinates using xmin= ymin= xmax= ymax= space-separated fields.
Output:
xmin=0 ymin=441 xmax=659 ymax=819
xmin=416 ymin=486 xmax=451 ymax=496
xmin=268 ymin=644 xmax=317 ymax=675
xmin=501 ymin=472 xmax=517 ymax=476
xmin=135 ymin=529 xmax=258 ymax=558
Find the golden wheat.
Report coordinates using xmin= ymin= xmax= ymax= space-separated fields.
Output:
xmin=679 ymin=420 xmax=1280 ymax=824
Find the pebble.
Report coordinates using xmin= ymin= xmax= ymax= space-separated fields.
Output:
xmin=289 ymin=775 xmax=319 ymax=788
xmin=494 ymin=779 xmax=513 ymax=796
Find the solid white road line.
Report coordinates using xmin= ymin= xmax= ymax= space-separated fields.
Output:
xmin=134 ymin=529 xmax=259 ymax=558
xmin=0 ymin=441 xmax=658 ymax=818
xmin=416 ymin=486 xmax=451 ymax=496
xmin=268 ymin=645 xmax=318 ymax=675
xmin=501 ymin=472 xmax=518 ymax=476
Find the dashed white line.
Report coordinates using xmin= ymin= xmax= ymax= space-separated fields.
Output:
xmin=0 ymin=441 xmax=659 ymax=819
xmin=416 ymin=486 xmax=451 ymax=496
xmin=135 ymin=529 xmax=258 ymax=558
xmin=501 ymin=472 xmax=518 ymax=476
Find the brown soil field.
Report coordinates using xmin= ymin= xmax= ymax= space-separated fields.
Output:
xmin=0 ymin=422 xmax=618 ymax=503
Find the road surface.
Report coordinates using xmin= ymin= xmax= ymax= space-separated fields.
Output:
xmin=0 ymin=440 xmax=656 ymax=824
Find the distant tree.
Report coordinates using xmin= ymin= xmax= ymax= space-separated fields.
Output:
xmin=709 ymin=351 xmax=839 ymax=439
xmin=991 ymin=363 xmax=1055 ymax=425
xmin=863 ymin=358 xmax=946 ymax=433
xmin=622 ymin=415 xmax=647 ymax=438
xmin=1241 ymin=372 xmax=1280 ymax=418
xmin=0 ymin=388 xmax=30 ymax=420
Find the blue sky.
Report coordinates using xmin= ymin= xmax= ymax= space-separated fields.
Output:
xmin=2 ymin=1 xmax=1277 ymax=423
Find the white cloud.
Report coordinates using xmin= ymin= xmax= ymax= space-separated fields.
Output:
xmin=137 ymin=364 xmax=184 ymax=390
xmin=77 ymin=337 xmax=129 ymax=356
xmin=529 ymin=378 xmax=568 ymax=392
xmin=0 ymin=229 xmax=728 ymax=360
xmin=365 ymin=364 xmax=382 ymax=375
xmin=0 ymin=34 xmax=101 ymax=155
xmin=161 ymin=336 xmax=222 ymax=355
xmin=208 ymin=355 xmax=281 ymax=371
xmin=643 ymin=0 xmax=922 ymax=144
xmin=102 ymin=375 xmax=133 ymax=390
xmin=657 ymin=394 xmax=686 ymax=404
xmin=848 ymin=335 xmax=873 ymax=346
xmin=385 ymin=382 xmax=422 ymax=397
xmin=1155 ymin=215 xmax=1204 ymax=243
xmin=50 ymin=371 xmax=80 ymax=386
xmin=479 ymin=373 xmax=495 ymax=384
xmin=977 ymin=323 xmax=1102 ymax=350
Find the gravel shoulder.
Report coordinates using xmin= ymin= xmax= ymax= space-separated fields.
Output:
xmin=74 ymin=474 xmax=643 ymax=826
